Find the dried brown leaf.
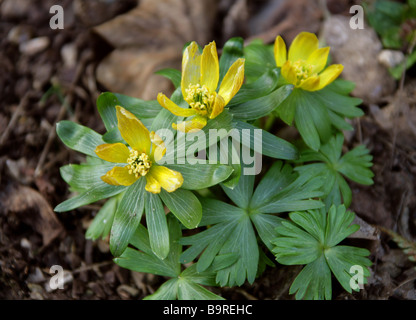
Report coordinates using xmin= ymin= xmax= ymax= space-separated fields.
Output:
xmin=0 ymin=183 xmax=64 ymax=246
xmin=93 ymin=0 xmax=217 ymax=99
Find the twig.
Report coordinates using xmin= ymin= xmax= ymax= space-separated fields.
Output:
xmin=34 ymin=49 xmax=93 ymax=177
xmin=71 ymin=261 xmax=113 ymax=275
xmin=393 ymin=275 xmax=416 ymax=292
xmin=34 ymin=96 xmax=71 ymax=177
xmin=0 ymin=92 xmax=33 ymax=145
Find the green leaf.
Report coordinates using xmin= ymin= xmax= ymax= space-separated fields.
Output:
xmin=97 ymin=92 xmax=161 ymax=131
xmin=151 ymin=87 xmax=183 ymax=134
xmin=250 ymin=161 xmax=297 ymax=209
xmin=244 ymin=40 xmax=276 ymax=83
xmin=250 ymin=213 xmax=284 ymax=251
xmin=324 ymin=204 xmax=359 ymax=247
xmin=312 ymin=84 xmax=364 ymax=119
xmin=155 ymin=68 xmax=181 ymax=88
xmin=272 ymin=204 xmax=372 ymax=300
xmin=180 ymin=263 xmax=218 ymax=286
xmin=251 ymin=167 xmax=324 ymax=214
xmin=180 ymin=196 xmax=260 ymax=286
xmin=389 ymin=50 xmax=416 ymax=79
xmin=177 ymin=278 xmax=224 ymax=300
xmin=179 ymin=160 xmax=324 ymax=286
xmin=174 ymin=110 xmax=234 ymax=161
xmin=110 ymin=178 xmax=146 ymax=257
xmin=115 ymin=216 xmax=223 ymax=300
xmin=221 ymin=168 xmax=255 ymax=209
xmin=145 ymin=192 xmax=170 ymax=260
xmin=229 ymin=84 xmax=293 ymax=121
xmin=115 ymin=216 xmax=181 ymax=277
xmin=60 ymin=163 xmax=114 ymax=192
xmin=218 ymin=37 xmax=244 ymax=86
xmin=114 ymin=247 xmax=177 ymax=278
xmin=56 ymin=121 xmax=105 ymax=158
xmin=337 ymin=145 xmax=375 ymax=185
xmin=102 ymin=127 xmax=123 ymax=144
xmin=180 ymin=216 xmax=239 ymax=271
xmin=228 ymin=68 xmax=280 ymax=106
xmin=159 ymin=189 xmax=202 ymax=229
xmin=213 ymin=137 xmax=242 ymax=189
xmin=289 ymin=254 xmax=332 ymax=300
xmin=276 ymin=83 xmax=364 ymax=150
xmin=165 ymin=163 xmax=233 ymax=190
xmin=325 ymin=246 xmax=371 ymax=293
xmin=215 ymin=214 xmax=259 ymax=286
xmin=144 ymin=279 xmax=179 ymax=300
xmin=273 ymin=219 xmax=322 ymax=265
xmin=294 ymin=133 xmax=374 ymax=207
xmin=55 ymin=164 xmax=126 ymax=212
xmin=234 ymin=120 xmax=298 ymax=160
xmin=294 ymin=96 xmax=321 ymax=151
xmin=86 ymin=196 xmax=118 ymax=241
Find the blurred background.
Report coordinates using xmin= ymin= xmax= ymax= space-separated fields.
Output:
xmin=0 ymin=0 xmax=415 ymax=299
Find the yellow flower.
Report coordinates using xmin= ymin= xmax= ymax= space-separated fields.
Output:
xmin=274 ymin=32 xmax=344 ymax=91
xmin=95 ymin=106 xmax=183 ymax=194
xmin=157 ymin=41 xmax=245 ymax=132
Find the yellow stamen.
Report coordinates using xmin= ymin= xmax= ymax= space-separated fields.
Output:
xmin=292 ymin=60 xmax=317 ymax=86
xmin=126 ymin=150 xmax=152 ymax=178
xmin=185 ymin=84 xmax=215 ymax=116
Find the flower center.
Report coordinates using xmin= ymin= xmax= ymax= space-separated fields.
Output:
xmin=292 ymin=60 xmax=317 ymax=86
xmin=185 ymin=84 xmax=215 ymax=116
xmin=127 ymin=150 xmax=152 ymax=178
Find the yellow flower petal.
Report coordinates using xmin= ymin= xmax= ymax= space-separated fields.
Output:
xmin=201 ymin=41 xmax=219 ymax=92
xmin=181 ymin=42 xmax=202 ymax=100
xmin=157 ymin=93 xmax=197 ymax=117
xmin=145 ymin=173 xmax=161 ymax=194
xmin=315 ymin=64 xmax=344 ymax=91
xmin=148 ymin=165 xmax=183 ymax=193
xmin=274 ymin=35 xmax=287 ymax=67
xmin=209 ymin=93 xmax=225 ymax=119
xmin=288 ymin=32 xmax=319 ymax=62
xmin=95 ymin=143 xmax=130 ymax=163
xmin=218 ymin=58 xmax=245 ymax=105
xmin=150 ymin=131 xmax=166 ymax=163
xmin=173 ymin=115 xmax=207 ymax=133
xmin=116 ymin=106 xmax=151 ymax=154
xmin=299 ymin=76 xmax=320 ymax=91
xmin=101 ymin=166 xmax=138 ymax=186
xmin=306 ymin=47 xmax=330 ymax=74
xmin=281 ymin=60 xmax=298 ymax=86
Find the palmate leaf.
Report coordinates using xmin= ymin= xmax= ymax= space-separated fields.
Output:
xmin=275 ymin=80 xmax=364 ymax=151
xmin=294 ymin=133 xmax=374 ymax=208
xmin=114 ymin=215 xmax=224 ymax=300
xmin=272 ymin=205 xmax=372 ymax=300
xmin=180 ymin=161 xmax=324 ymax=287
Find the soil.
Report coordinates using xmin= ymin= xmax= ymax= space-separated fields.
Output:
xmin=1 ymin=0 xmax=415 ymax=300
